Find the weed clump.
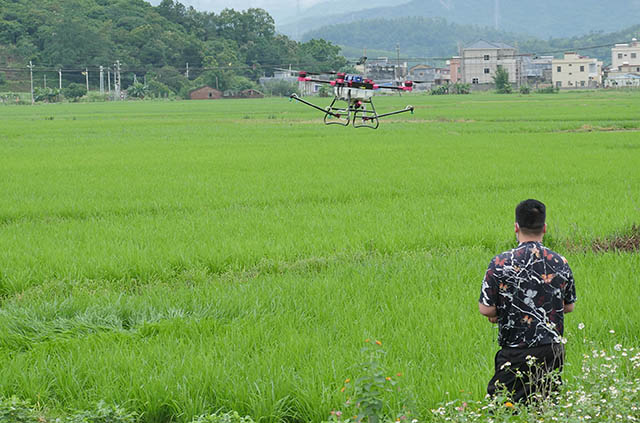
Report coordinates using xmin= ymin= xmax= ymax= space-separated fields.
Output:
xmin=592 ymin=225 xmax=640 ymax=253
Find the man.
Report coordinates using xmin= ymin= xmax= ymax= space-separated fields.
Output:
xmin=479 ymin=199 xmax=576 ymax=403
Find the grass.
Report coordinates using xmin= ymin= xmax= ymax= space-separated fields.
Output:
xmin=0 ymin=91 xmax=639 ymax=422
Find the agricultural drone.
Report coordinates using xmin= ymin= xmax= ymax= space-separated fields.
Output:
xmin=288 ymin=70 xmax=416 ymax=129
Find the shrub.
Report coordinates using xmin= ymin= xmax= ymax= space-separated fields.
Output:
xmin=519 ymin=84 xmax=531 ymax=94
xmin=63 ymin=83 xmax=87 ymax=101
xmin=0 ymin=71 xmax=6 ymax=86
xmin=493 ymin=67 xmax=512 ymax=94
xmin=261 ymin=80 xmax=298 ymax=97
xmin=0 ymin=396 xmax=39 ymax=423
xmin=83 ymin=91 xmax=109 ymax=102
xmin=146 ymin=79 xmax=174 ymax=98
xmin=430 ymin=85 xmax=449 ymax=95
xmin=65 ymin=401 xmax=137 ymax=423
xmin=34 ymin=87 xmax=60 ymax=102
xmin=318 ymin=84 xmax=331 ymax=97
xmin=190 ymin=411 xmax=255 ymax=423
xmin=127 ymin=82 xmax=148 ymax=99
xmin=536 ymin=85 xmax=559 ymax=94
xmin=450 ymin=83 xmax=471 ymax=95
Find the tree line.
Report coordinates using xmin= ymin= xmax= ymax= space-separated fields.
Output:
xmin=0 ymin=0 xmax=349 ymax=96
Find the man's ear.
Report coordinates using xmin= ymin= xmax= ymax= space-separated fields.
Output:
xmin=543 ymin=223 xmax=547 ymax=234
xmin=514 ymin=222 xmax=520 ymax=233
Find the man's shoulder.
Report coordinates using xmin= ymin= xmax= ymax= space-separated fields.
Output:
xmin=540 ymin=245 xmax=570 ymax=267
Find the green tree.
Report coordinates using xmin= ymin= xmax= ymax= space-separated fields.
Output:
xmin=493 ymin=66 xmax=512 ymax=94
xmin=0 ymin=71 xmax=5 ymax=86
xmin=127 ymin=82 xmax=148 ymax=98
xmin=62 ymin=83 xmax=87 ymax=101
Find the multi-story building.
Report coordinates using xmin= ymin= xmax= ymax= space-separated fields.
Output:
xmin=612 ymin=39 xmax=640 ymax=70
xmin=449 ymin=57 xmax=461 ymax=84
xmin=460 ymin=40 xmax=523 ymax=86
xmin=521 ymin=55 xmax=553 ymax=86
xmin=552 ymin=53 xmax=602 ymax=89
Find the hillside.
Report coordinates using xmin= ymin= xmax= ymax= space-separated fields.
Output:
xmin=0 ymin=0 xmax=347 ymax=93
xmin=280 ymin=0 xmax=640 ymax=40
xmin=304 ymin=16 xmax=640 ymax=65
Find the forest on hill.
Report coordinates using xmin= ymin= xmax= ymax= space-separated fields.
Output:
xmin=303 ymin=16 xmax=640 ymax=65
xmin=282 ymin=0 xmax=640 ymax=40
xmin=0 ymin=0 xmax=348 ymax=94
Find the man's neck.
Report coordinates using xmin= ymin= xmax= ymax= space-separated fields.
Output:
xmin=518 ymin=235 xmax=543 ymax=244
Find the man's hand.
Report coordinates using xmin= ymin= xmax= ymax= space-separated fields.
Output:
xmin=479 ymin=303 xmax=498 ymax=324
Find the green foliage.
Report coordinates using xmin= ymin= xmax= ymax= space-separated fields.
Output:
xmin=519 ymin=84 xmax=531 ymax=95
xmin=33 ymin=87 xmax=60 ymax=102
xmin=0 ymin=0 xmax=347 ymax=90
xmin=0 ymin=72 xmax=5 ymax=86
xmin=329 ymin=340 xmax=413 ymax=423
xmin=190 ymin=411 xmax=255 ymax=423
xmin=127 ymin=82 xmax=148 ymax=99
xmin=261 ymin=80 xmax=298 ymax=97
xmin=62 ymin=83 xmax=87 ymax=101
xmin=536 ymin=86 xmax=560 ymax=94
xmin=450 ymin=83 xmax=471 ymax=94
xmin=493 ymin=67 xmax=512 ymax=94
xmin=65 ymin=401 xmax=137 ymax=423
xmin=430 ymin=83 xmax=470 ymax=95
xmin=0 ymin=396 xmax=38 ymax=423
xmin=318 ymin=84 xmax=331 ymax=97
xmin=430 ymin=85 xmax=449 ymax=95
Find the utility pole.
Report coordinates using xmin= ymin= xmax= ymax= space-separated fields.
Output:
xmin=115 ymin=60 xmax=121 ymax=100
xmin=107 ymin=67 xmax=111 ymax=97
xmin=396 ymin=44 xmax=401 ymax=81
xmin=29 ymin=61 xmax=34 ymax=105
xmin=185 ymin=62 xmax=189 ymax=79
xmin=58 ymin=68 xmax=62 ymax=90
xmin=44 ymin=74 xmax=47 ymax=89
xmin=100 ymin=66 xmax=104 ymax=94
xmin=85 ymin=67 xmax=89 ymax=93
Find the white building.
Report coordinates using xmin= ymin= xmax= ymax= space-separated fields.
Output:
xmin=461 ymin=40 xmax=523 ymax=86
xmin=612 ymin=39 xmax=640 ymax=70
xmin=552 ymin=53 xmax=602 ymax=89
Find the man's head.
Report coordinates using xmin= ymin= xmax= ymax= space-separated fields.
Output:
xmin=515 ymin=199 xmax=546 ymax=238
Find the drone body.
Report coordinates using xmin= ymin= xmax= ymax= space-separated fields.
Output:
xmin=290 ymin=71 xmax=415 ymax=129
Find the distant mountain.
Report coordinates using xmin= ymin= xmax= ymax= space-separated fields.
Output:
xmin=280 ymin=0 xmax=640 ymax=40
xmin=306 ymin=16 xmax=640 ymax=66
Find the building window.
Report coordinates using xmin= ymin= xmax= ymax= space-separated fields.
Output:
xmin=618 ymin=53 xmax=623 ymax=59
xmin=632 ymin=53 xmax=638 ymax=59
xmin=557 ymin=66 xmax=562 ymax=72
xmin=580 ymin=66 xmax=585 ymax=72
xmin=484 ymin=68 xmax=490 ymax=74
xmin=472 ymin=78 xmax=479 ymax=84
xmin=556 ymin=81 xmax=562 ymax=88
xmin=484 ymin=55 xmax=490 ymax=61
xmin=580 ymin=81 xmax=585 ymax=87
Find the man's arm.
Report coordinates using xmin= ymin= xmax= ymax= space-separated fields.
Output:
xmin=479 ymin=303 xmax=498 ymax=323
xmin=564 ymin=302 xmax=575 ymax=313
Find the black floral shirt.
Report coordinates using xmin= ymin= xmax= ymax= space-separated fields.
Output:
xmin=480 ymin=241 xmax=577 ymax=348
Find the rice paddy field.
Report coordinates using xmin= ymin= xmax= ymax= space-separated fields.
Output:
xmin=0 ymin=91 xmax=639 ymax=422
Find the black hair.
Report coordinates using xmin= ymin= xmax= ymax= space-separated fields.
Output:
xmin=515 ymin=199 xmax=546 ymax=234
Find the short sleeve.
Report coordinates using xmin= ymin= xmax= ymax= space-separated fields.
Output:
xmin=563 ymin=263 xmax=577 ymax=305
xmin=479 ymin=258 xmax=499 ymax=307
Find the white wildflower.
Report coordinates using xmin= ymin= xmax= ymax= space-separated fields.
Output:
xmin=610 ymin=329 xmax=616 ymax=334
xmin=578 ymin=322 xmax=585 ymax=330
xmin=615 ymin=344 xmax=622 ymax=351
xmin=500 ymin=361 xmax=512 ymax=370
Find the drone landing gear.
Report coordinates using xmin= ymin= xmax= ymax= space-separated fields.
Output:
xmin=290 ymin=93 xmax=414 ymax=129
